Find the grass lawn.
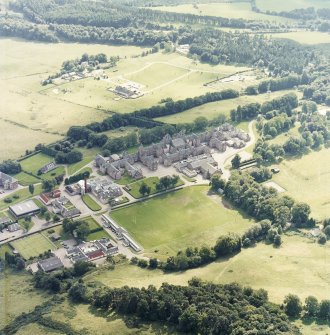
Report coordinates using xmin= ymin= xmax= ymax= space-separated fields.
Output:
xmin=111 ymin=185 xmax=254 ymax=258
xmin=85 ymin=234 xmax=330 ymax=306
xmin=0 ymin=184 xmax=42 ymax=211
xmin=0 ymin=270 xmax=48 ymax=329
xmin=82 ymin=194 xmax=102 ymax=211
xmin=12 ymin=172 xmax=41 ymax=186
xmin=0 ymin=243 xmax=13 ymax=259
xmin=86 ymin=230 xmax=110 ymax=242
xmin=41 ymin=166 xmax=65 ymax=180
xmin=80 ymin=216 xmax=101 ymax=231
xmin=16 ymin=323 xmax=64 ymax=335
xmin=116 ymin=171 xmax=140 ymax=185
xmin=272 ymin=148 xmax=330 ymax=220
xmin=11 ymin=233 xmax=56 ymax=259
xmin=126 ymin=176 xmax=184 ymax=199
xmin=20 ymin=153 xmax=54 ymax=175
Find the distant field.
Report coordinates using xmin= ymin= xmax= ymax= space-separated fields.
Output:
xmin=0 ymin=38 xmax=148 ymax=160
xmin=273 ymin=148 xmax=330 ymax=220
xmin=151 ymin=2 xmax=295 ymax=23
xmin=11 ymin=233 xmax=55 ymax=259
xmin=42 ymin=52 xmax=251 ymax=114
xmin=156 ymin=90 xmax=300 ymax=124
xmin=271 ymin=31 xmax=330 ymax=45
xmin=111 ymin=186 xmax=254 ymax=258
xmin=256 ymin=0 xmax=330 ymax=11
xmin=85 ymin=234 xmax=330 ymax=305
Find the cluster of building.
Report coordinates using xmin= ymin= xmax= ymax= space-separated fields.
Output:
xmin=95 ymin=153 xmax=143 ymax=181
xmin=0 ymin=172 xmax=18 ymax=190
xmin=66 ymin=238 xmax=118 ymax=263
xmin=52 ymin=196 xmax=81 ymax=218
xmin=102 ymin=214 xmax=141 ymax=252
xmin=89 ymin=178 xmax=123 ymax=204
xmin=109 ymin=81 xmax=143 ymax=99
xmin=40 ymin=189 xmax=61 ymax=206
xmin=95 ymin=123 xmax=250 ymax=180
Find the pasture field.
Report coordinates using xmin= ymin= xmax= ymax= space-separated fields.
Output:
xmin=151 ymin=2 xmax=295 ymax=23
xmin=272 ymin=148 xmax=330 ymax=220
xmin=101 ymin=126 xmax=138 ymax=139
xmin=111 ymin=186 xmax=254 ymax=258
xmin=0 ymin=270 xmax=48 ymax=329
xmin=156 ymin=90 xmax=300 ymax=124
xmin=85 ymin=234 xmax=330 ymax=305
xmin=256 ymin=0 xmax=330 ymax=11
xmin=11 ymin=233 xmax=56 ymax=259
xmin=271 ymin=31 xmax=330 ymax=45
xmin=16 ymin=324 xmax=65 ymax=335
xmin=0 ymin=184 xmax=42 ymax=211
xmin=0 ymin=119 xmax=62 ymax=161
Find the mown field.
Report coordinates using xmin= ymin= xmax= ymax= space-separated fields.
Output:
xmin=111 ymin=186 xmax=254 ymax=258
xmin=151 ymin=2 xmax=295 ymax=23
xmin=11 ymin=233 xmax=56 ymax=259
xmin=272 ymin=148 xmax=330 ymax=220
xmin=156 ymin=89 xmax=301 ymax=124
xmin=256 ymin=0 xmax=330 ymax=11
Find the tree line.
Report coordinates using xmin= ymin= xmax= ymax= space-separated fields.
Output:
xmin=90 ymin=279 xmax=298 ymax=334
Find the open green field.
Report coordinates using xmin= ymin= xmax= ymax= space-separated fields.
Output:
xmin=85 ymin=234 xmax=330 ymax=306
xmin=13 ymin=172 xmax=41 ymax=186
xmin=0 ymin=270 xmax=48 ymax=329
xmin=271 ymin=31 xmax=330 ymax=45
xmin=112 ymin=186 xmax=254 ymax=258
xmin=0 ymin=184 xmax=42 ymax=211
xmin=256 ymin=0 xmax=330 ymax=11
xmin=16 ymin=323 xmax=65 ymax=335
xmin=156 ymin=90 xmax=300 ymax=124
xmin=101 ymin=126 xmax=138 ymax=139
xmin=19 ymin=153 xmax=56 ymax=177
xmin=82 ymin=194 xmax=102 ymax=211
xmin=11 ymin=233 xmax=56 ymax=259
xmin=272 ymin=148 xmax=330 ymax=220
xmin=151 ymin=2 xmax=295 ymax=23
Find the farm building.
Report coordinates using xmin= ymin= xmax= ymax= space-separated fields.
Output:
xmin=9 ymin=200 xmax=40 ymax=219
xmin=0 ymin=172 xmax=18 ymax=190
xmin=38 ymin=256 xmax=64 ymax=272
